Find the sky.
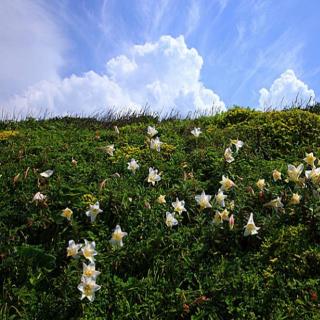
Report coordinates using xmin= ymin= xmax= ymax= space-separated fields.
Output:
xmin=0 ymin=0 xmax=319 ymax=118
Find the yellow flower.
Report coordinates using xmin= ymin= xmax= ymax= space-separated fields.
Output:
xmin=220 ymin=175 xmax=235 ymax=191
xmin=256 ymin=179 xmax=266 ymax=191
xmin=263 ymin=197 xmax=284 ymax=210
xmin=220 ymin=209 xmax=229 ymax=221
xmin=289 ymin=193 xmax=301 ymax=205
xmin=61 ymin=207 xmax=73 ymax=221
xmin=272 ymin=169 xmax=282 ymax=182
xmin=287 ymin=164 xmax=304 ymax=183
xmin=157 ymin=195 xmax=166 ymax=204
xmin=304 ymin=152 xmax=317 ymax=167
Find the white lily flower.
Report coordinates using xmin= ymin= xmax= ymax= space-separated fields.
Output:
xmin=32 ymin=191 xmax=47 ymax=203
xmin=231 ymin=139 xmax=244 ymax=152
xmin=244 ymin=213 xmax=260 ymax=237
xmin=289 ymin=193 xmax=301 ymax=205
xmin=77 ymin=276 xmax=101 ymax=302
xmin=166 ymin=212 xmax=178 ymax=227
xmin=224 ymin=147 xmax=234 ymax=163
xmin=40 ymin=169 xmax=54 ymax=178
xmin=61 ymin=207 xmax=73 ymax=221
xmin=150 ymin=137 xmax=162 ymax=152
xmin=287 ymin=164 xmax=304 ymax=183
xmin=304 ymin=152 xmax=316 ymax=167
xmin=172 ymin=197 xmax=187 ymax=215
xmin=82 ymin=262 xmax=101 ymax=279
xmin=191 ymin=127 xmax=202 ymax=137
xmin=147 ymin=126 xmax=158 ymax=137
xmin=127 ymin=159 xmax=140 ymax=174
xmin=272 ymin=169 xmax=282 ymax=182
xmin=147 ymin=167 xmax=161 ymax=186
xmin=215 ymin=190 xmax=227 ymax=207
xmin=220 ymin=209 xmax=230 ymax=221
xmin=110 ymin=225 xmax=127 ymax=248
xmin=305 ymin=167 xmax=320 ymax=185
xmin=256 ymin=179 xmax=266 ymax=191
xmin=195 ymin=191 xmax=212 ymax=209
xmin=85 ymin=202 xmax=103 ymax=223
xmin=105 ymin=144 xmax=115 ymax=156
xmin=114 ymin=126 xmax=120 ymax=134
xmin=157 ymin=195 xmax=166 ymax=204
xmin=66 ymin=240 xmax=82 ymax=258
xmin=220 ymin=175 xmax=235 ymax=191
xmin=81 ymin=240 xmax=97 ymax=263
xmin=263 ymin=197 xmax=284 ymax=209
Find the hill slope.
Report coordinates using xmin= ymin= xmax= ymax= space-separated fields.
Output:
xmin=1 ymin=108 xmax=320 ymax=319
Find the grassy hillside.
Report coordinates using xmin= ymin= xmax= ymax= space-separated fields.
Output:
xmin=1 ymin=108 xmax=320 ymax=319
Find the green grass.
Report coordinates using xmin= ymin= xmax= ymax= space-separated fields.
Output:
xmin=1 ymin=107 xmax=320 ymax=319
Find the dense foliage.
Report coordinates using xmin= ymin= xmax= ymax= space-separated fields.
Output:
xmin=1 ymin=108 xmax=320 ymax=319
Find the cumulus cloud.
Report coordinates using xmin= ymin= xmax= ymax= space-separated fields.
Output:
xmin=0 ymin=0 xmax=66 ymax=103
xmin=2 ymin=35 xmax=225 ymax=118
xmin=259 ymin=69 xmax=316 ymax=110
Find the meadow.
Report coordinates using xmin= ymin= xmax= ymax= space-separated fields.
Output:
xmin=1 ymin=106 xmax=320 ymax=319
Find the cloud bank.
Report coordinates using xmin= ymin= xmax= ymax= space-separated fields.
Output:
xmin=2 ymin=35 xmax=225 ymax=118
xmin=259 ymin=69 xmax=316 ymax=110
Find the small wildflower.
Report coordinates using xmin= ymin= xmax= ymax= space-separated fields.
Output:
xmin=272 ymin=169 xmax=282 ymax=182
xmin=195 ymin=191 xmax=212 ymax=209
xmin=127 ymin=158 xmax=140 ymax=174
xmin=114 ymin=126 xmax=120 ymax=134
xmin=157 ymin=195 xmax=166 ymax=204
xmin=67 ymin=240 xmax=82 ymax=258
xmin=147 ymin=126 xmax=158 ymax=137
xmin=82 ymin=262 xmax=101 ymax=279
xmin=71 ymin=157 xmax=78 ymax=166
xmin=85 ymin=202 xmax=103 ymax=223
xmin=166 ymin=212 xmax=178 ymax=227
xmin=77 ymin=276 xmax=101 ymax=302
xmin=287 ymin=164 xmax=304 ymax=183
xmin=256 ymin=179 xmax=266 ymax=191
xmin=105 ymin=145 xmax=115 ymax=156
xmin=81 ymin=240 xmax=97 ymax=263
xmin=289 ymin=193 xmax=301 ymax=205
xmin=229 ymin=214 xmax=235 ymax=230
xmin=263 ymin=197 xmax=284 ymax=209
xmin=224 ymin=147 xmax=234 ymax=163
xmin=32 ymin=191 xmax=46 ymax=203
xmin=244 ymin=213 xmax=260 ymax=236
xmin=220 ymin=209 xmax=230 ymax=221
xmin=191 ymin=127 xmax=202 ymax=137
xmin=304 ymin=152 xmax=316 ymax=167
xmin=61 ymin=207 xmax=73 ymax=221
xmin=230 ymin=139 xmax=244 ymax=152
xmin=172 ymin=198 xmax=187 ymax=215
xmin=150 ymin=137 xmax=162 ymax=152
xmin=305 ymin=167 xmax=320 ymax=185
xmin=215 ymin=190 xmax=227 ymax=207
xmin=110 ymin=225 xmax=127 ymax=248
xmin=214 ymin=211 xmax=223 ymax=225
xmin=220 ymin=175 xmax=235 ymax=191
xmin=147 ymin=167 xmax=161 ymax=186
xmin=40 ymin=169 xmax=54 ymax=178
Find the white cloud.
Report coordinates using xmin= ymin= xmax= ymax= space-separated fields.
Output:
xmin=0 ymin=0 xmax=66 ymax=103
xmin=259 ymin=69 xmax=316 ymax=110
xmin=2 ymin=35 xmax=225 ymax=118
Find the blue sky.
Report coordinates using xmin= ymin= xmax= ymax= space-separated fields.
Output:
xmin=0 ymin=0 xmax=319 ymax=117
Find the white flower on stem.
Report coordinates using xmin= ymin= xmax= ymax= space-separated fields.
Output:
xmin=166 ymin=212 xmax=178 ymax=227
xmin=147 ymin=167 xmax=161 ymax=186
xmin=66 ymin=240 xmax=82 ymax=258
xmin=40 ymin=169 xmax=54 ymax=178
xmin=224 ymin=147 xmax=234 ymax=163
xmin=81 ymin=240 xmax=97 ymax=263
xmin=77 ymin=276 xmax=101 ymax=302
xmin=157 ymin=195 xmax=166 ymax=204
xmin=244 ymin=213 xmax=260 ymax=237
xmin=263 ymin=197 xmax=284 ymax=210
xmin=287 ymin=164 xmax=304 ymax=183
xmin=114 ymin=126 xmax=120 ymax=134
xmin=32 ymin=192 xmax=47 ymax=203
xmin=191 ymin=127 xmax=202 ymax=137
xmin=305 ymin=167 xmax=320 ymax=185
xmin=86 ymin=202 xmax=103 ymax=223
xmin=256 ymin=179 xmax=266 ymax=191
xmin=82 ymin=262 xmax=101 ymax=280
xmin=220 ymin=175 xmax=235 ymax=191
xmin=304 ymin=152 xmax=316 ymax=167
xmin=150 ymin=137 xmax=162 ymax=152
xmin=215 ymin=190 xmax=227 ymax=207
xmin=61 ymin=207 xmax=73 ymax=221
xmin=272 ymin=169 xmax=282 ymax=182
xmin=195 ymin=191 xmax=212 ymax=210
xmin=110 ymin=225 xmax=127 ymax=248
xmin=289 ymin=193 xmax=301 ymax=205
xmin=147 ymin=126 xmax=158 ymax=137
xmin=230 ymin=139 xmax=244 ymax=152
xmin=172 ymin=198 xmax=187 ymax=215
xmin=127 ymin=159 xmax=140 ymax=174
xmin=220 ymin=209 xmax=230 ymax=221
xmin=105 ymin=145 xmax=115 ymax=156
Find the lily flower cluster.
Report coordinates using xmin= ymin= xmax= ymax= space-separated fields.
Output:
xmin=224 ymin=139 xmax=244 ymax=163
xmin=148 ymin=126 xmax=163 ymax=152
xmin=66 ymin=239 xmax=101 ymax=302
